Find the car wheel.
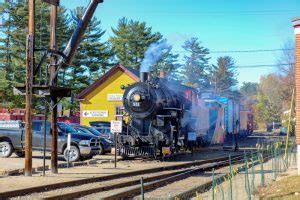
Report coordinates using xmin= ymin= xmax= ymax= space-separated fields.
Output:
xmin=0 ymin=141 xmax=13 ymax=158
xmin=63 ymin=145 xmax=80 ymax=162
xmin=99 ymin=144 xmax=104 ymax=155
xmin=15 ymin=151 xmax=25 ymax=157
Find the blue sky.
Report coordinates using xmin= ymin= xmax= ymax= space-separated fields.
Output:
xmin=40 ymin=1 xmax=300 ymax=85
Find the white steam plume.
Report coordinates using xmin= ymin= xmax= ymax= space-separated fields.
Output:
xmin=140 ymin=39 xmax=172 ymax=72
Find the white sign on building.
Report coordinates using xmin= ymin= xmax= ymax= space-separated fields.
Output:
xmin=82 ymin=110 xmax=108 ymax=118
xmin=110 ymin=120 xmax=123 ymax=133
xmin=107 ymin=94 xmax=123 ymax=101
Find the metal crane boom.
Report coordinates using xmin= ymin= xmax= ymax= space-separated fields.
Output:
xmin=51 ymin=0 xmax=103 ymax=84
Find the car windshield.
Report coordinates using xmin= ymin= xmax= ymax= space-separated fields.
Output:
xmin=74 ymin=127 xmax=91 ymax=135
xmin=57 ymin=123 xmax=77 ymax=134
xmin=83 ymin=126 xmax=101 ymax=136
xmin=97 ymin=127 xmax=111 ymax=134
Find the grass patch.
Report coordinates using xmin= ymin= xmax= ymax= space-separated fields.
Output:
xmin=259 ymin=176 xmax=300 ymax=200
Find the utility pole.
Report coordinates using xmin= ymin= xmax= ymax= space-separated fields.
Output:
xmin=50 ymin=3 xmax=58 ymax=174
xmin=292 ymin=17 xmax=300 ymax=175
xmin=25 ymin=0 xmax=35 ymax=177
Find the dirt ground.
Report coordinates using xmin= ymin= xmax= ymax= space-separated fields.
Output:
xmin=0 ymin=150 xmax=241 ymax=194
xmin=0 ymin=133 xmax=285 ymax=197
xmin=259 ymin=168 xmax=300 ymax=200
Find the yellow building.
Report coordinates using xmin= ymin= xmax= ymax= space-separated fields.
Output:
xmin=77 ymin=64 xmax=139 ymax=126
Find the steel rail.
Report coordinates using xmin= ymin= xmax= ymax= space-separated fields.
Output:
xmin=44 ymin=154 xmax=251 ymax=200
xmin=0 ymin=154 xmax=247 ymax=198
xmin=100 ymin=155 xmax=252 ymax=200
xmin=173 ymin=153 xmax=274 ymax=199
xmin=103 ymin=151 xmax=271 ymax=200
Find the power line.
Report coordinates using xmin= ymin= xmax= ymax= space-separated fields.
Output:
xmin=174 ymin=48 xmax=294 ymax=54
xmin=235 ymin=63 xmax=294 ymax=68
xmin=210 ymin=48 xmax=294 ymax=53
xmin=133 ymin=10 xmax=300 ymax=16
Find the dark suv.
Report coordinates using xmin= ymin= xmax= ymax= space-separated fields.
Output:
xmin=69 ymin=124 xmax=112 ymax=155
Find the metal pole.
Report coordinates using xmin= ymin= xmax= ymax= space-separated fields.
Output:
xmin=43 ymin=98 xmax=47 ymax=176
xmin=67 ymin=133 xmax=71 ymax=168
xmin=114 ymin=132 xmax=117 ymax=168
xmin=140 ymin=177 xmax=144 ymax=200
xmin=24 ymin=0 xmax=35 ymax=177
xmin=228 ymin=154 xmax=233 ymax=200
xmin=212 ymin=168 xmax=215 ymax=200
xmin=50 ymin=4 xmax=58 ymax=174
xmin=284 ymin=88 xmax=294 ymax=159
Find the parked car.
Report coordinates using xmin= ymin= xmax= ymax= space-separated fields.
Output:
xmin=280 ymin=127 xmax=287 ymax=135
xmin=89 ymin=121 xmax=110 ymax=128
xmin=69 ymin=124 xmax=112 ymax=155
xmin=266 ymin=122 xmax=282 ymax=132
xmin=0 ymin=120 xmax=100 ymax=162
xmin=93 ymin=126 xmax=114 ymax=141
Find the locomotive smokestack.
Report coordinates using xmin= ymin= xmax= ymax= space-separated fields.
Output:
xmin=140 ymin=72 xmax=149 ymax=82
xmin=159 ymin=69 xmax=165 ymax=78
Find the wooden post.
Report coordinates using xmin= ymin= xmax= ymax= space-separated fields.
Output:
xmin=25 ymin=0 xmax=35 ymax=177
xmin=50 ymin=4 xmax=58 ymax=174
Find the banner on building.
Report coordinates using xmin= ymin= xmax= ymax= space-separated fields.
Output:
xmin=107 ymin=94 xmax=123 ymax=101
xmin=82 ymin=110 xmax=108 ymax=118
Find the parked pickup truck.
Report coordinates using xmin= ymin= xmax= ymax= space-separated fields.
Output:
xmin=0 ymin=120 xmax=100 ymax=162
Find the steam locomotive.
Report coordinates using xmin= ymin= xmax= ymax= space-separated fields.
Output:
xmin=117 ymin=72 xmax=199 ymax=158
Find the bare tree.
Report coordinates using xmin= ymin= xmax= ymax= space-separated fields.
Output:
xmin=276 ymin=40 xmax=295 ymax=110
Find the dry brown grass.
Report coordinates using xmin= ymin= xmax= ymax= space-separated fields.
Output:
xmin=259 ymin=175 xmax=300 ymax=200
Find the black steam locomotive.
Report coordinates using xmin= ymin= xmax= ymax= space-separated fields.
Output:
xmin=117 ymin=72 xmax=198 ymax=158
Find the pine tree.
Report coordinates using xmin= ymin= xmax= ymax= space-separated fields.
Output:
xmin=110 ymin=17 xmax=162 ymax=70
xmin=181 ymin=37 xmax=210 ymax=90
xmin=61 ymin=7 xmax=114 ymax=114
xmin=0 ymin=69 xmax=8 ymax=93
xmin=0 ymin=0 xmax=70 ymax=107
xmin=208 ymin=56 xmax=238 ymax=97
xmin=62 ymin=6 xmax=114 ymax=92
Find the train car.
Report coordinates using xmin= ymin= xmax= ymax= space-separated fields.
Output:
xmin=202 ymin=99 xmax=226 ymax=145
xmin=217 ymin=97 xmax=241 ymax=150
xmin=240 ymin=110 xmax=254 ymax=136
xmin=0 ymin=108 xmax=45 ymax=121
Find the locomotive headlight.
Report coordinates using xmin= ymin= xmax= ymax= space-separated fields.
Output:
xmin=133 ymin=94 xmax=141 ymax=102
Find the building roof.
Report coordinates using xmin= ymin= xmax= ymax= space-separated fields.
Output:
xmin=76 ymin=64 xmax=139 ymax=99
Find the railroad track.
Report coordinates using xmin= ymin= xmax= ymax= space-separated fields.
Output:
xmin=0 ymin=153 xmax=251 ymax=200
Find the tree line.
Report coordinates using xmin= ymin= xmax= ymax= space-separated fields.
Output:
xmin=240 ymin=41 xmax=295 ymax=130
xmin=0 ymin=1 xmax=239 ymax=113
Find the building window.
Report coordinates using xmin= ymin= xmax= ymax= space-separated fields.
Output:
xmin=115 ymin=105 xmax=125 ymax=117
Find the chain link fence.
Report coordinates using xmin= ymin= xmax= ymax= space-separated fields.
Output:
xmin=172 ymin=138 xmax=297 ymax=200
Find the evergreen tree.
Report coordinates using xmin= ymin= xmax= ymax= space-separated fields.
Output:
xmin=0 ymin=0 xmax=70 ymax=107
xmin=0 ymin=69 xmax=8 ymax=93
xmin=208 ymin=56 xmax=238 ymax=97
xmin=240 ymin=82 xmax=258 ymax=97
xmin=61 ymin=7 xmax=114 ymax=115
xmin=181 ymin=37 xmax=210 ymax=90
xmin=110 ymin=17 xmax=162 ymax=70
xmin=63 ymin=7 xmax=114 ymax=91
